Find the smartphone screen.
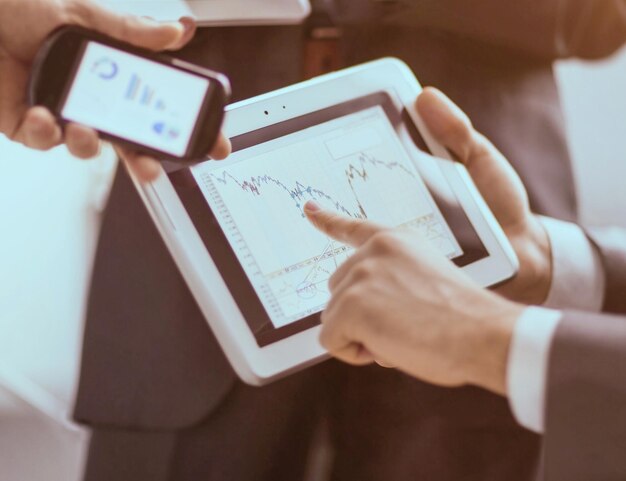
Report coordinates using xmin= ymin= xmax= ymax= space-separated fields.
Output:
xmin=61 ymin=42 xmax=210 ymax=156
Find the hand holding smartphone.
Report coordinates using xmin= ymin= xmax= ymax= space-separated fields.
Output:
xmin=28 ymin=26 xmax=231 ymax=165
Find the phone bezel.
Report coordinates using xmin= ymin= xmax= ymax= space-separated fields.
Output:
xmin=28 ymin=25 xmax=230 ymax=162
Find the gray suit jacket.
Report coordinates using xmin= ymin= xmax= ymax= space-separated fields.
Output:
xmin=544 ymin=227 xmax=626 ymax=481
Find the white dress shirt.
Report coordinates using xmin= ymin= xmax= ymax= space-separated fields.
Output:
xmin=507 ymin=217 xmax=606 ymax=433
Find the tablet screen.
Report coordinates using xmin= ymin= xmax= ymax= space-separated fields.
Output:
xmin=168 ymin=92 xmax=488 ymax=346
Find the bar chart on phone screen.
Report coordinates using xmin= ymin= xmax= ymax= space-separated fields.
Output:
xmin=193 ymin=106 xmax=461 ymax=328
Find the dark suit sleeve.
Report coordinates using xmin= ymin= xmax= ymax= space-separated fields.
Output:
xmin=544 ymin=310 xmax=626 ymax=481
xmin=542 ymin=227 xmax=626 ymax=480
xmin=335 ymin=0 xmax=626 ymax=59
xmin=590 ymin=226 xmax=626 ymax=314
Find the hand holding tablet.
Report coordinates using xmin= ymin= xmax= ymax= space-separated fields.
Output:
xmin=128 ymin=59 xmax=519 ymax=385
xmin=300 ymin=86 xmax=553 ymax=394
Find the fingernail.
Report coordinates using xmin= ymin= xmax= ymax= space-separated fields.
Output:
xmin=163 ymin=18 xmax=192 ymax=50
xmin=179 ymin=16 xmax=196 ymax=36
xmin=171 ymin=21 xmax=185 ymax=36
xmin=140 ymin=15 xmax=160 ymax=26
xmin=304 ymin=200 xmax=321 ymax=213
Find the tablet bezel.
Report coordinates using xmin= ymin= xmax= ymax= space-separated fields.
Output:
xmin=130 ymin=58 xmax=519 ymax=385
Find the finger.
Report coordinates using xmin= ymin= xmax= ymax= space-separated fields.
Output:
xmin=319 ymin=319 xmax=375 ymax=366
xmin=304 ymin=201 xmax=384 ymax=247
xmin=376 ymin=360 xmax=396 ymax=368
xmin=416 ymin=87 xmax=476 ymax=161
xmin=13 ymin=107 xmax=63 ymax=150
xmin=416 ymin=87 xmax=529 ymax=223
xmin=65 ymin=123 xmax=101 ymax=159
xmin=69 ymin=1 xmax=187 ymax=51
xmin=328 ymin=248 xmax=368 ymax=295
xmin=170 ymin=16 xmax=198 ymax=51
xmin=326 ymin=261 xmax=366 ymax=304
xmin=117 ymin=147 xmax=161 ymax=182
xmin=416 ymin=87 xmax=517 ymax=179
xmin=210 ymin=132 xmax=232 ymax=160
xmin=331 ymin=344 xmax=376 ymax=366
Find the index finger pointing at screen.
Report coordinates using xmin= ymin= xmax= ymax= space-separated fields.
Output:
xmin=304 ymin=201 xmax=384 ymax=247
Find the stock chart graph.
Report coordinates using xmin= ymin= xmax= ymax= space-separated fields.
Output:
xmin=209 ymin=151 xmax=417 ymax=219
xmin=193 ymin=106 xmax=461 ymax=328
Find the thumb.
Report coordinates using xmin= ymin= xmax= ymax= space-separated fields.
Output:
xmin=416 ymin=87 xmax=506 ymax=173
xmin=416 ymin=87 xmax=530 ymax=227
xmin=71 ymin=1 xmax=187 ymax=51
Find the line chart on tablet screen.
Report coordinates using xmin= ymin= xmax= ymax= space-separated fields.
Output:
xmin=193 ymin=106 xmax=461 ymax=328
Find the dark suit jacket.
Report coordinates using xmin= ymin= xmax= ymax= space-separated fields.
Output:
xmin=544 ymin=227 xmax=626 ymax=481
xmin=73 ymin=0 xmax=626 ymax=477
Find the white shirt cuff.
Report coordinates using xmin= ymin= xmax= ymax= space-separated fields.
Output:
xmin=507 ymin=306 xmax=562 ymax=433
xmin=540 ymin=216 xmax=605 ymax=311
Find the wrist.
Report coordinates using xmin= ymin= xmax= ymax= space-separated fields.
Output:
xmin=464 ymin=294 xmax=524 ymax=396
xmin=525 ymin=216 xmax=553 ymax=303
xmin=504 ymin=215 xmax=553 ymax=305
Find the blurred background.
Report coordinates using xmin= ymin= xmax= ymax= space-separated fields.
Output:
xmin=1 ymin=47 xmax=625 ymax=481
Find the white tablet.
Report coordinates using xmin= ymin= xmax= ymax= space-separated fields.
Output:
xmin=95 ymin=0 xmax=311 ymax=26
xmin=129 ymin=58 xmax=519 ymax=385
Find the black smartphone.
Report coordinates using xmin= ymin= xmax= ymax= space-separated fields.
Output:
xmin=28 ymin=26 xmax=231 ymax=163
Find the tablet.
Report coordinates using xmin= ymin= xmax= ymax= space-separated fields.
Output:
xmin=95 ymin=0 xmax=311 ymax=26
xmin=129 ymin=58 xmax=519 ymax=385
